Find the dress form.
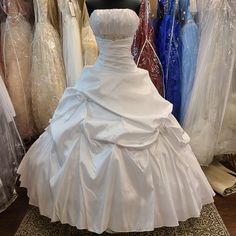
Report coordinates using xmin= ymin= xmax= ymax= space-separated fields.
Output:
xmin=86 ymin=0 xmax=140 ymax=15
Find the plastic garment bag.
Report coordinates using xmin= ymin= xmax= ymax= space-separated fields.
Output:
xmin=31 ymin=0 xmax=66 ymax=133
xmin=0 ymin=75 xmax=24 ymax=213
xmin=179 ymin=0 xmax=199 ymax=123
xmin=183 ymin=0 xmax=236 ymax=165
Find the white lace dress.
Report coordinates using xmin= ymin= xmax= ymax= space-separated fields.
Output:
xmin=18 ymin=9 xmax=214 ymax=234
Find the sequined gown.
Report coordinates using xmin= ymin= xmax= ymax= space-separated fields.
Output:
xmin=132 ymin=0 xmax=164 ymax=96
xmin=58 ymin=0 xmax=83 ymax=87
xmin=1 ymin=0 xmax=34 ymax=139
xmin=0 ymin=28 xmax=24 ymax=212
xmin=31 ymin=0 xmax=66 ymax=133
xmin=156 ymin=0 xmax=181 ymax=120
xmin=18 ymin=9 xmax=214 ymax=233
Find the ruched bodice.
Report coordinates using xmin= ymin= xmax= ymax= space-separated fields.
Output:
xmin=90 ymin=9 xmax=139 ymax=72
xmin=94 ymin=37 xmax=137 ymax=72
xmin=90 ymin=9 xmax=139 ymax=39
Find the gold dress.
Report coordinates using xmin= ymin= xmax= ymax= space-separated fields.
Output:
xmin=31 ymin=0 xmax=66 ymax=133
xmin=1 ymin=0 xmax=33 ymax=139
xmin=79 ymin=0 xmax=98 ymax=65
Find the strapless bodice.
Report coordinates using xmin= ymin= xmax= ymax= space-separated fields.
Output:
xmin=90 ymin=9 xmax=139 ymax=72
xmin=90 ymin=9 xmax=139 ymax=39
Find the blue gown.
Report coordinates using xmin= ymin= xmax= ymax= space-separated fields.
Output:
xmin=156 ymin=0 xmax=181 ymax=121
xmin=179 ymin=0 xmax=199 ymax=124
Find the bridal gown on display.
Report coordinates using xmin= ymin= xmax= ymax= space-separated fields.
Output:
xmin=183 ymin=0 xmax=236 ymax=165
xmin=31 ymin=0 xmax=66 ymax=133
xmin=18 ymin=9 xmax=214 ymax=234
xmin=58 ymin=0 xmax=83 ymax=87
xmin=1 ymin=0 xmax=33 ymax=139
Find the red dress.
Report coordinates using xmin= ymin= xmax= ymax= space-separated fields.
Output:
xmin=132 ymin=0 xmax=164 ymax=96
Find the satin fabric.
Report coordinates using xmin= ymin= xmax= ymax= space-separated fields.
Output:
xmin=18 ymin=9 xmax=214 ymax=233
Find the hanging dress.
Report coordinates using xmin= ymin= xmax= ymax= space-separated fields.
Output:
xmin=31 ymin=0 xmax=66 ymax=134
xmin=58 ymin=0 xmax=83 ymax=87
xmin=132 ymin=0 xmax=164 ymax=96
xmin=1 ymin=0 xmax=34 ymax=139
xmin=157 ymin=0 xmax=181 ymax=120
xmin=80 ymin=0 xmax=98 ymax=65
xmin=179 ymin=0 xmax=199 ymax=123
xmin=0 ymin=42 xmax=24 ymax=212
xmin=183 ymin=0 xmax=236 ymax=165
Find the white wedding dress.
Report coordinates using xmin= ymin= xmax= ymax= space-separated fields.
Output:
xmin=18 ymin=9 xmax=214 ymax=234
xmin=58 ymin=0 xmax=83 ymax=87
xmin=183 ymin=0 xmax=236 ymax=165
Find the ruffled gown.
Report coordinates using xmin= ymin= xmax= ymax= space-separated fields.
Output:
xmin=18 ymin=9 xmax=214 ymax=234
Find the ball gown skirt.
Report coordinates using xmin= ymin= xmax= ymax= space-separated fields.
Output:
xmin=18 ymin=9 xmax=214 ymax=234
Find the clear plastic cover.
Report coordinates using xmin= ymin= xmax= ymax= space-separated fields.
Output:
xmin=183 ymin=0 xmax=236 ymax=165
xmin=0 ymin=75 xmax=24 ymax=213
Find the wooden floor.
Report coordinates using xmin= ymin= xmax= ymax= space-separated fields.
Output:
xmin=0 ymin=187 xmax=236 ymax=236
